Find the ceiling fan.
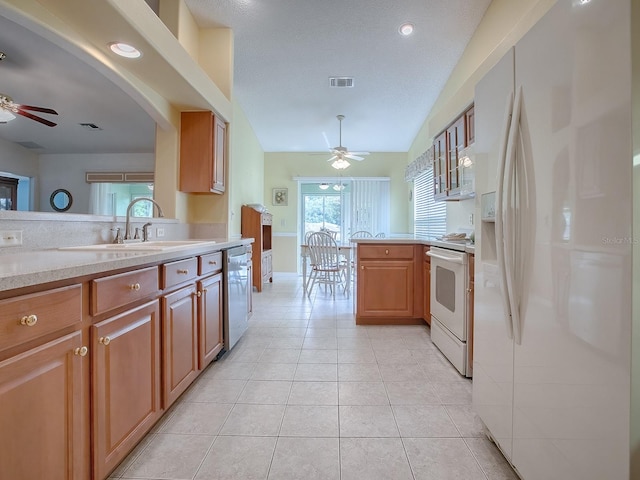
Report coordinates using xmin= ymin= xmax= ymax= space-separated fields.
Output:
xmin=325 ymin=114 xmax=369 ymax=169
xmin=0 ymin=93 xmax=58 ymax=127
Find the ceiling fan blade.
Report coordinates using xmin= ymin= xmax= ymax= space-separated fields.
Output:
xmin=15 ymin=109 xmax=57 ymax=127
xmin=322 ymin=131 xmax=332 ymax=149
xmin=344 ymin=154 xmax=364 ymax=161
xmin=18 ymin=104 xmax=58 ymax=115
xmin=347 ymin=151 xmax=370 ymax=156
xmin=327 ymin=155 xmax=338 ymax=162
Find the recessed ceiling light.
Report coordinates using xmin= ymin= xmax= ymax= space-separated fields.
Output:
xmin=109 ymin=42 xmax=142 ymax=59
xmin=399 ymin=23 xmax=414 ymax=36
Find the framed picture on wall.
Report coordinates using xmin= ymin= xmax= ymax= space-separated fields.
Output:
xmin=272 ymin=188 xmax=288 ymax=206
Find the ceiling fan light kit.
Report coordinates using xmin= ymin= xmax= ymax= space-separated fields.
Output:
xmin=326 ymin=114 xmax=369 ymax=170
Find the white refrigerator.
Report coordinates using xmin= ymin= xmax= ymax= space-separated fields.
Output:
xmin=472 ymin=0 xmax=634 ymax=479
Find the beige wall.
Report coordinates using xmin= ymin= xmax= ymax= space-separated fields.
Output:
xmin=264 ymin=151 xmax=410 ymax=272
xmin=229 ymin=100 xmax=265 ymax=238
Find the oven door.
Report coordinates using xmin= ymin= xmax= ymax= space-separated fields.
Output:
xmin=427 ymin=247 xmax=468 ymax=341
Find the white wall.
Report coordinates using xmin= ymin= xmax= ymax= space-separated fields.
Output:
xmin=37 ymin=153 xmax=154 ymax=213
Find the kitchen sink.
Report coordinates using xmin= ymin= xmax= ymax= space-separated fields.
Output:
xmin=59 ymin=240 xmax=217 ymax=252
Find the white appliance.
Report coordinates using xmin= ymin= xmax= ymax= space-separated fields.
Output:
xmin=427 ymin=246 xmax=471 ymax=377
xmin=472 ymin=0 xmax=633 ymax=479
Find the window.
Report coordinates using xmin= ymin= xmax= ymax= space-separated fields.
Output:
xmin=414 ymin=168 xmax=446 ymax=238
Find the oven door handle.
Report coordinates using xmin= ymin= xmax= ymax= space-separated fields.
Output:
xmin=426 ymin=251 xmax=465 ymax=264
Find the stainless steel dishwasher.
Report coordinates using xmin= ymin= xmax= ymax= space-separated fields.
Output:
xmin=223 ymin=245 xmax=249 ymax=351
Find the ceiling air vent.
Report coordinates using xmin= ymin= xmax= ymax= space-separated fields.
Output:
xmin=79 ymin=123 xmax=102 ymax=131
xmin=329 ymin=77 xmax=354 ymax=88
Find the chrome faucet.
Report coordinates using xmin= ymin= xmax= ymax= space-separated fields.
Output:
xmin=124 ymin=198 xmax=164 ymax=240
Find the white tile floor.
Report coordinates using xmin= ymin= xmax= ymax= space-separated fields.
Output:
xmin=110 ymin=273 xmax=518 ymax=480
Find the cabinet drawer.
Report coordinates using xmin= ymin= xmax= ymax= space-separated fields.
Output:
xmin=358 ymin=244 xmax=415 ymax=260
xmin=162 ymin=257 xmax=198 ymax=290
xmin=0 ymin=284 xmax=82 ymax=351
xmin=91 ymin=267 xmax=159 ymax=316
xmin=199 ymin=252 xmax=223 ymax=276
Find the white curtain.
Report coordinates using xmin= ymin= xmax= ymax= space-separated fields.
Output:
xmin=89 ymin=183 xmax=114 ymax=215
xmin=349 ymin=179 xmax=390 ymax=237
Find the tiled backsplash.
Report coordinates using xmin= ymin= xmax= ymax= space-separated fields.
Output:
xmin=0 ymin=211 xmax=227 ymax=252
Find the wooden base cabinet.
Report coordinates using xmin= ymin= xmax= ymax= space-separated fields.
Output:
xmin=423 ymin=246 xmax=431 ymax=326
xmin=356 ymin=244 xmax=423 ymax=324
xmin=198 ymin=272 xmax=223 ymax=368
xmin=92 ymin=300 xmax=161 ymax=480
xmin=162 ymin=285 xmax=199 ymax=408
xmin=0 ymin=332 xmax=86 ymax=480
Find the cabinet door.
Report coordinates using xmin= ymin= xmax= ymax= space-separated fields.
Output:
xmin=198 ymin=273 xmax=223 ymax=369
xmin=357 ymin=260 xmax=414 ymax=317
xmin=433 ymin=132 xmax=447 ymax=199
xmin=92 ymin=300 xmax=161 ymax=480
xmin=465 ymin=106 xmax=475 ymax=145
xmin=246 ymin=259 xmax=253 ymax=317
xmin=0 ymin=332 xmax=86 ymax=480
xmin=212 ymin=116 xmax=226 ymax=194
xmin=162 ymin=285 xmax=199 ymax=408
xmin=423 ymin=258 xmax=431 ymax=325
xmin=447 ymin=116 xmax=466 ymax=194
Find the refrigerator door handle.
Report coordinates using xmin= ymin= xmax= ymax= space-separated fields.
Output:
xmin=504 ymin=86 xmax=523 ymax=346
xmin=495 ymin=91 xmax=515 ymax=340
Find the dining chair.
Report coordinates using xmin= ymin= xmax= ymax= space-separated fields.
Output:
xmin=306 ymin=232 xmax=347 ymax=298
xmin=374 ymin=232 xmax=386 ymax=238
xmin=350 ymin=230 xmax=373 ymax=239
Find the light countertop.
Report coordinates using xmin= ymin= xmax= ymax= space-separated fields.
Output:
xmin=351 ymin=237 xmax=475 ymax=254
xmin=0 ymin=238 xmax=252 ymax=293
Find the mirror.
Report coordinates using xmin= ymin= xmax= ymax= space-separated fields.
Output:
xmin=49 ymin=189 xmax=72 ymax=212
xmin=0 ymin=10 xmax=156 ymax=215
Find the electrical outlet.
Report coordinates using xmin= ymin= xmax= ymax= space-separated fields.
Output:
xmin=156 ymin=227 xmax=165 ymax=238
xmin=469 ymin=214 xmax=474 ymax=226
xmin=0 ymin=230 xmax=23 ymax=246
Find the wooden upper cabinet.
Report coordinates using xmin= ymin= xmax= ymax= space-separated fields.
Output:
xmin=432 ymin=104 xmax=474 ymax=201
xmin=179 ymin=111 xmax=227 ymax=194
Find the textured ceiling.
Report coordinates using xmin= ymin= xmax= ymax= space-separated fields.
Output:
xmin=185 ymin=0 xmax=492 ymax=153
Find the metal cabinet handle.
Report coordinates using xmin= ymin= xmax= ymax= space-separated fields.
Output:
xmin=208 ymin=260 xmax=217 ymax=265
xmin=20 ymin=314 xmax=38 ymax=327
xmin=177 ymin=269 xmax=189 ymax=275
xmin=99 ymin=336 xmax=111 ymax=346
xmin=196 ymin=291 xmax=202 ymax=298
xmin=129 ymin=283 xmax=141 ymax=291
xmin=361 ymin=265 xmax=364 ymax=270
xmin=385 ymin=249 xmax=389 ymax=255
xmin=74 ymin=346 xmax=88 ymax=356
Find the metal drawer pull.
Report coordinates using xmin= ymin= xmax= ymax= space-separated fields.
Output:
xmin=177 ymin=269 xmax=189 ymax=274
xmin=74 ymin=346 xmax=88 ymax=356
xmin=99 ymin=336 xmax=111 ymax=346
xmin=208 ymin=260 xmax=217 ymax=265
xmin=129 ymin=283 xmax=141 ymax=291
xmin=20 ymin=314 xmax=38 ymax=327
xmin=385 ymin=249 xmax=389 ymax=255
xmin=196 ymin=291 xmax=202 ymax=298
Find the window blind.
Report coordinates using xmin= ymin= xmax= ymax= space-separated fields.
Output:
xmin=414 ymin=168 xmax=446 ymax=239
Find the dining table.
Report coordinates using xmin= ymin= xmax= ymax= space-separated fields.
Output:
xmin=300 ymin=243 xmax=353 ymax=295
